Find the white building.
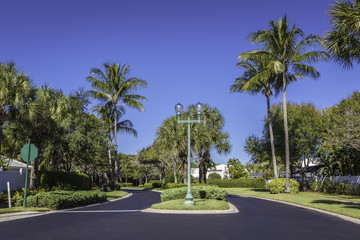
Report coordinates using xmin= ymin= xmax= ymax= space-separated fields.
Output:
xmin=191 ymin=164 xmax=229 ymax=179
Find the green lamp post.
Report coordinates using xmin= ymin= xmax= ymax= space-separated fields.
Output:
xmin=175 ymin=102 xmax=203 ymax=206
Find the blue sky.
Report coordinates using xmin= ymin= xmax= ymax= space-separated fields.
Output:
xmin=1 ymin=0 xmax=359 ymax=164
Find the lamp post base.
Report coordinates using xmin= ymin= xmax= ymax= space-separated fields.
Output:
xmin=184 ymin=194 xmax=195 ymax=206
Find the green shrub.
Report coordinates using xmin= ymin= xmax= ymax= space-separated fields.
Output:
xmin=102 ymin=184 xmax=121 ymax=192
xmin=161 ymin=186 xmax=227 ymax=202
xmin=208 ymin=173 xmax=221 ymax=179
xmin=268 ymin=178 xmax=299 ymax=194
xmin=309 ymin=180 xmax=319 ymax=192
xmin=17 ymin=190 xmax=106 ymax=209
xmin=164 ymin=173 xmax=183 ymax=183
xmin=334 ymin=181 xmax=354 ymax=195
xmin=320 ymin=180 xmax=335 ymax=193
xmin=39 ymin=171 xmax=91 ymax=190
xmin=144 ymin=183 xmax=153 ymax=189
xmin=207 ymin=178 xmax=266 ymax=189
xmin=118 ymin=183 xmax=133 ymax=187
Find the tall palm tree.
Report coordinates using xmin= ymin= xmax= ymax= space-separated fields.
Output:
xmin=324 ymin=0 xmax=360 ymax=68
xmin=87 ymin=63 xmax=147 ymax=184
xmin=0 ymin=62 xmax=34 ymax=153
xmin=240 ymin=16 xmax=329 ymax=192
xmin=230 ymin=55 xmax=280 ymax=179
xmin=93 ymin=103 xmax=137 ymax=184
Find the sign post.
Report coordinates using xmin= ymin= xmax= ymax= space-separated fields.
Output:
xmin=20 ymin=139 xmax=38 ymax=207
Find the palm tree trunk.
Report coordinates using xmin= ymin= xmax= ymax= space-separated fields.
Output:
xmin=267 ymin=96 xmax=278 ymax=179
xmin=113 ymin=104 xmax=119 ymax=184
xmin=282 ymin=73 xmax=291 ymax=193
xmin=107 ymin=137 xmax=114 ymax=184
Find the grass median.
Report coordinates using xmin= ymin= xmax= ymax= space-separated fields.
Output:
xmin=105 ymin=190 xmax=128 ymax=200
xmin=227 ymin=188 xmax=360 ymax=219
xmin=0 ymin=207 xmax=51 ymax=214
xmin=151 ymin=199 xmax=229 ymax=210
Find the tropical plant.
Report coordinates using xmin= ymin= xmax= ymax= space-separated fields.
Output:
xmin=87 ymin=63 xmax=148 ymax=184
xmin=324 ymin=0 xmax=360 ymax=68
xmin=240 ymin=16 xmax=329 ymax=192
xmin=231 ymin=54 xmax=280 ymax=179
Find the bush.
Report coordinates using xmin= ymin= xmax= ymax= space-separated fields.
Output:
xmin=320 ymin=180 xmax=335 ymax=193
xmin=118 ymin=183 xmax=133 ymax=187
xmin=208 ymin=173 xmax=221 ymax=179
xmin=144 ymin=183 xmax=153 ymax=189
xmin=39 ymin=171 xmax=91 ymax=190
xmin=164 ymin=174 xmax=183 ymax=183
xmin=161 ymin=186 xmax=227 ymax=202
xmin=207 ymin=178 xmax=266 ymax=189
xmin=102 ymin=184 xmax=121 ymax=192
xmin=268 ymin=178 xmax=300 ymax=194
xmin=16 ymin=190 xmax=106 ymax=209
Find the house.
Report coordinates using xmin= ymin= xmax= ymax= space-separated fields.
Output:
xmin=191 ymin=164 xmax=229 ymax=179
xmin=0 ymin=158 xmax=30 ymax=192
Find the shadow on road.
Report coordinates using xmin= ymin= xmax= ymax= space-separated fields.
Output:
xmin=311 ymin=199 xmax=360 ymax=210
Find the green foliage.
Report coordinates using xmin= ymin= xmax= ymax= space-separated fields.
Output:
xmin=144 ymin=183 xmax=153 ymax=189
xmin=227 ymin=158 xmax=249 ymax=179
xmin=164 ymin=173 xmax=183 ymax=183
xmin=39 ymin=171 xmax=91 ymax=190
xmin=118 ymin=183 xmax=133 ymax=187
xmin=309 ymin=180 xmax=359 ymax=196
xmin=208 ymin=173 xmax=221 ymax=179
xmin=16 ymin=190 xmax=106 ymax=209
xmin=161 ymin=186 xmax=227 ymax=202
xmin=206 ymin=178 xmax=266 ymax=189
xmin=268 ymin=178 xmax=299 ymax=194
xmin=102 ymin=184 xmax=121 ymax=192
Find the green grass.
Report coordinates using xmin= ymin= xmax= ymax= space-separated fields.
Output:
xmin=0 ymin=207 xmax=51 ymax=214
xmin=151 ymin=199 xmax=229 ymax=210
xmin=105 ymin=190 xmax=128 ymax=200
xmin=227 ymin=188 xmax=360 ymax=219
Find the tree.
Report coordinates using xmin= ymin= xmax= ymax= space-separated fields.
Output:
xmin=0 ymin=62 xmax=34 ymax=153
xmin=324 ymin=0 xmax=360 ymax=68
xmin=227 ymin=158 xmax=249 ymax=179
xmin=87 ymin=63 xmax=148 ymax=184
xmin=240 ymin=16 xmax=329 ymax=192
xmin=231 ymin=54 xmax=280 ymax=178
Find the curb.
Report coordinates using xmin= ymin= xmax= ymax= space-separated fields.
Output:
xmin=237 ymin=195 xmax=360 ymax=225
xmin=141 ymin=202 xmax=239 ymax=215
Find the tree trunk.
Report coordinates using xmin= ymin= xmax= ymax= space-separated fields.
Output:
xmin=199 ymin=157 xmax=206 ymax=184
xmin=30 ymin=155 xmax=39 ymax=190
xmin=283 ymin=73 xmax=291 ymax=193
xmin=107 ymin=137 xmax=114 ymax=184
xmin=267 ymin=96 xmax=278 ymax=179
xmin=173 ymin=167 xmax=178 ymax=183
xmin=113 ymin=105 xmax=119 ymax=184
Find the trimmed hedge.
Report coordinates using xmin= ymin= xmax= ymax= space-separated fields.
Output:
xmin=208 ymin=173 xmax=221 ymax=179
xmin=268 ymin=178 xmax=299 ymax=194
xmin=207 ymin=178 xmax=266 ymax=189
xmin=39 ymin=171 xmax=91 ymax=190
xmin=16 ymin=190 xmax=106 ymax=209
xmin=161 ymin=186 xmax=227 ymax=202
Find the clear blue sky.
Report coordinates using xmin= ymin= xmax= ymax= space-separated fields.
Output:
xmin=1 ymin=0 xmax=359 ymax=164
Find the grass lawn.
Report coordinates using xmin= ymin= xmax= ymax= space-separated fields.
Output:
xmin=227 ymin=188 xmax=360 ymax=219
xmin=151 ymin=199 xmax=229 ymax=210
xmin=105 ymin=190 xmax=128 ymax=200
xmin=0 ymin=207 xmax=51 ymax=214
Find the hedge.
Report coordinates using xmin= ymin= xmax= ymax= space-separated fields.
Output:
xmin=268 ymin=178 xmax=299 ymax=194
xmin=39 ymin=171 xmax=91 ymax=190
xmin=16 ymin=190 xmax=106 ymax=209
xmin=208 ymin=173 xmax=221 ymax=179
xmin=206 ymin=178 xmax=266 ymax=189
xmin=309 ymin=180 xmax=360 ymax=196
xmin=161 ymin=186 xmax=227 ymax=202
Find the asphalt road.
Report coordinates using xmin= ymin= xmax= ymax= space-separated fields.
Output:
xmin=0 ymin=190 xmax=359 ymax=240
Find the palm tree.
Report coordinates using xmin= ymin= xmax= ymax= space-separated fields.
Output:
xmin=93 ymin=103 xmax=137 ymax=184
xmin=240 ymin=16 xmax=329 ymax=192
xmin=230 ymin=55 xmax=280 ymax=179
xmin=324 ymin=0 xmax=360 ymax=68
xmin=0 ymin=62 xmax=34 ymax=153
xmin=87 ymin=63 xmax=147 ymax=184
xmin=190 ymin=104 xmax=231 ymax=183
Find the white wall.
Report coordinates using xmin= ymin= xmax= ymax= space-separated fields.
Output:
xmin=0 ymin=170 xmax=28 ymax=192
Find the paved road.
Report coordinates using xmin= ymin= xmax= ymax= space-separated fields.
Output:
xmin=0 ymin=190 xmax=359 ymax=240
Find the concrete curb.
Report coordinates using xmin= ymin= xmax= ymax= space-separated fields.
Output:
xmin=237 ymin=195 xmax=360 ymax=225
xmin=0 ymin=192 xmax=133 ymax=223
xmin=141 ymin=202 xmax=239 ymax=215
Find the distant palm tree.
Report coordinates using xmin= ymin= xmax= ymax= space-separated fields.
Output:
xmin=87 ymin=63 xmax=147 ymax=184
xmin=93 ymin=103 xmax=137 ymax=184
xmin=240 ymin=16 xmax=329 ymax=192
xmin=324 ymin=0 xmax=360 ymax=68
xmin=231 ymin=55 xmax=280 ymax=179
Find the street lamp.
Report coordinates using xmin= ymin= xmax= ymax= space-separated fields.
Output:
xmin=174 ymin=102 xmax=203 ymax=206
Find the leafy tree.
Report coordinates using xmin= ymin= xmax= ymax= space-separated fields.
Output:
xmin=87 ymin=63 xmax=148 ymax=184
xmin=324 ymin=0 xmax=360 ymax=68
xmin=240 ymin=16 xmax=328 ymax=192
xmin=231 ymin=54 xmax=280 ymax=178
xmin=227 ymin=158 xmax=249 ymax=179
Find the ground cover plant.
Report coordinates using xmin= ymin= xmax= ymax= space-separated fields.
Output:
xmin=160 ymin=186 xmax=227 ymax=202
xmin=227 ymin=188 xmax=360 ymax=219
xmin=151 ymin=199 xmax=229 ymax=210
